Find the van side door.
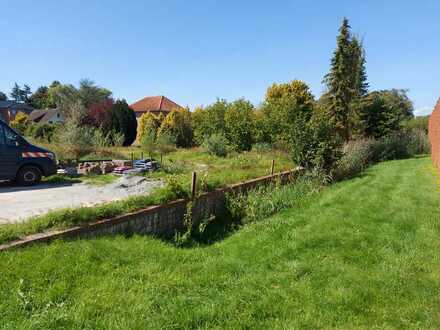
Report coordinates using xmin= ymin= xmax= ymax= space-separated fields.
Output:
xmin=0 ymin=124 xmax=21 ymax=180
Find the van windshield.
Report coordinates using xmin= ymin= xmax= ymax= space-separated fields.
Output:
xmin=0 ymin=123 xmax=25 ymax=147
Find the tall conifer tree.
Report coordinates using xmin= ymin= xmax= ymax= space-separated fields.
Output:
xmin=323 ymin=18 xmax=369 ymax=141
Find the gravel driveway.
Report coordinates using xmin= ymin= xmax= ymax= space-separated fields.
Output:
xmin=0 ymin=176 xmax=163 ymax=224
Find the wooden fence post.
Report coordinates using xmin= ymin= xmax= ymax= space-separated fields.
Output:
xmin=191 ymin=172 xmax=197 ymax=199
xmin=271 ymin=159 xmax=275 ymax=176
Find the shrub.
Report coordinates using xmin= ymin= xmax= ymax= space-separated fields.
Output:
xmin=137 ymin=112 xmax=160 ymax=144
xmin=373 ymin=133 xmax=411 ymax=162
xmin=203 ymin=134 xmax=229 ymax=157
xmin=158 ymin=108 xmax=193 ymax=148
xmin=161 ymin=161 xmax=186 ymax=175
xmin=291 ymin=106 xmax=342 ymax=171
xmin=224 ymin=99 xmax=255 ymax=152
xmin=405 ymin=128 xmax=430 ymax=155
xmin=111 ymin=99 xmax=137 ymax=146
xmin=58 ymin=112 xmax=95 ymax=159
xmin=333 ymin=129 xmax=430 ymax=180
xmin=333 ymin=139 xmax=378 ymax=180
xmin=192 ymin=100 xmax=228 ymax=146
xmin=140 ymin=128 xmax=157 ymax=158
xmin=165 ymin=175 xmax=189 ymax=199
xmin=156 ymin=132 xmax=176 ymax=156
xmin=10 ymin=112 xmax=29 ymax=134
xmin=27 ymin=123 xmax=58 ymax=143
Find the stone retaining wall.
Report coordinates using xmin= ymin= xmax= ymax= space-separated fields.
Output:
xmin=0 ymin=169 xmax=303 ymax=251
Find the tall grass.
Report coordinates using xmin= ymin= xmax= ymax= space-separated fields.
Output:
xmin=227 ymin=176 xmax=321 ymax=225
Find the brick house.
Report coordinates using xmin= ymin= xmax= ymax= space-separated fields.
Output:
xmin=130 ymin=95 xmax=183 ymax=120
xmin=0 ymin=101 xmax=34 ymax=123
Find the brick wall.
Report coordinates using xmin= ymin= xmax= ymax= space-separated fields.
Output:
xmin=429 ymin=99 xmax=440 ymax=169
xmin=0 ymin=169 xmax=303 ymax=251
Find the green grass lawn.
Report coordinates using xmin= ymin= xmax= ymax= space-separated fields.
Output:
xmin=1 ymin=156 xmax=440 ymax=328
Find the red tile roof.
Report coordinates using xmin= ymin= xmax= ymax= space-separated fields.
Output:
xmin=130 ymin=96 xmax=183 ymax=115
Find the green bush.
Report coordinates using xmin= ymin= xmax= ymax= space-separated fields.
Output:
xmin=203 ymin=134 xmax=229 ymax=157
xmin=333 ymin=129 xmax=430 ymax=180
xmin=27 ymin=123 xmax=58 ymax=143
xmin=405 ymin=128 xmax=430 ymax=155
xmin=333 ymin=139 xmax=378 ymax=180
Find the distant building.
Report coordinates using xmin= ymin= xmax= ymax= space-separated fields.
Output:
xmin=0 ymin=101 xmax=33 ymax=123
xmin=29 ymin=108 xmax=64 ymax=124
xmin=130 ymin=95 xmax=183 ymax=119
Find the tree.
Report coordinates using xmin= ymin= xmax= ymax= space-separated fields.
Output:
xmin=29 ymin=86 xmax=56 ymax=109
xmin=323 ymin=18 xmax=369 ymax=141
xmin=192 ymin=99 xmax=228 ymax=144
xmin=22 ymin=85 xmax=32 ymax=104
xmin=140 ymin=128 xmax=157 ymax=158
xmin=359 ymin=90 xmax=414 ymax=138
xmin=137 ymin=112 xmax=160 ymax=143
xmin=261 ymin=80 xmax=315 ymax=147
xmin=48 ymin=83 xmax=80 ymax=117
xmin=10 ymin=83 xmax=21 ymax=102
xmin=191 ymin=106 xmax=205 ymax=145
xmin=111 ymin=99 xmax=137 ymax=146
xmin=265 ymin=80 xmax=314 ymax=107
xmin=224 ymin=98 xmax=255 ymax=151
xmin=58 ymin=103 xmax=95 ymax=159
xmin=84 ymin=98 xmax=114 ymax=130
xmin=350 ymin=37 xmax=369 ymax=97
xmin=10 ymin=83 xmax=32 ymax=103
xmin=78 ymin=79 xmax=112 ymax=108
xmin=158 ymin=108 xmax=193 ymax=148
xmin=0 ymin=91 xmax=7 ymax=101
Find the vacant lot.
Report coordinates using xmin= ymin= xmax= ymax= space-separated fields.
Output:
xmin=0 ymin=148 xmax=293 ymax=244
xmin=1 ymin=157 xmax=439 ymax=328
xmin=0 ymin=176 xmax=162 ymax=224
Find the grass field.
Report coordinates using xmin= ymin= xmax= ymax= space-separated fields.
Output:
xmin=1 ymin=156 xmax=440 ymax=328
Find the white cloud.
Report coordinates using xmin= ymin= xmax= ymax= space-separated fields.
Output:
xmin=414 ymin=106 xmax=434 ymax=116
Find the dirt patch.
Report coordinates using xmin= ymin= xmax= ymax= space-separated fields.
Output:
xmin=0 ymin=176 xmax=163 ymax=224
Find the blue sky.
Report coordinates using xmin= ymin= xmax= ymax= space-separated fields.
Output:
xmin=1 ymin=0 xmax=439 ymax=115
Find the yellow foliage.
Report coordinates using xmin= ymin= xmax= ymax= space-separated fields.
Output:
xmin=265 ymin=79 xmax=314 ymax=106
xmin=158 ymin=108 xmax=193 ymax=147
xmin=11 ymin=112 xmax=29 ymax=126
xmin=136 ymin=112 xmax=160 ymax=143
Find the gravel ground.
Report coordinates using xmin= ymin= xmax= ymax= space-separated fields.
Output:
xmin=0 ymin=176 xmax=163 ymax=224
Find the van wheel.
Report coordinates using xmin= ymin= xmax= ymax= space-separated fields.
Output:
xmin=17 ymin=166 xmax=42 ymax=186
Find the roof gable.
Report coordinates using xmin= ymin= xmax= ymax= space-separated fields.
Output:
xmin=130 ymin=96 xmax=183 ymax=114
xmin=29 ymin=109 xmax=61 ymax=123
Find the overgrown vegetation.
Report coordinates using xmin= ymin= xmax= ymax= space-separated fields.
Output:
xmin=334 ymin=129 xmax=430 ymax=180
xmin=0 ymin=149 xmax=293 ymax=244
